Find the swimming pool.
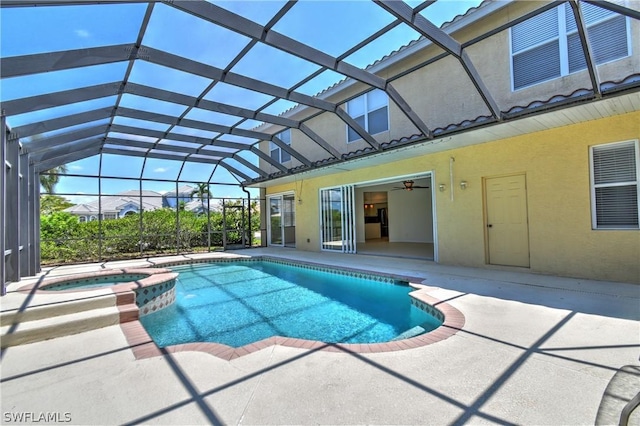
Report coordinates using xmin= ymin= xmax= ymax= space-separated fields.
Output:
xmin=140 ymin=260 xmax=442 ymax=348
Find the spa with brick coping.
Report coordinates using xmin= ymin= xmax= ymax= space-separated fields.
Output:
xmin=17 ymin=268 xmax=179 ymax=319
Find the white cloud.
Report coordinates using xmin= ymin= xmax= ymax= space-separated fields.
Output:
xmin=154 ymin=167 xmax=168 ymax=173
xmin=66 ymin=194 xmax=96 ymax=205
xmin=74 ymin=29 xmax=90 ymax=38
xmin=68 ymin=165 xmax=83 ymax=171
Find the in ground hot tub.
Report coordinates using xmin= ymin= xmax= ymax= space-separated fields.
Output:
xmin=19 ymin=268 xmax=179 ymax=316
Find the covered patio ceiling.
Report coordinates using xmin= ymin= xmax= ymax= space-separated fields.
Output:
xmin=2 ymin=0 xmax=639 ymax=186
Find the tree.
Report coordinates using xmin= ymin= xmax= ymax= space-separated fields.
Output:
xmin=40 ymin=195 xmax=73 ymax=215
xmin=191 ymin=183 xmax=211 ymax=212
xmin=40 ymin=165 xmax=68 ymax=194
xmin=190 ymin=183 xmax=211 ymax=200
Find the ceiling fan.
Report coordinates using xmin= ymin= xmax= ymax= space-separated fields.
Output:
xmin=391 ymin=180 xmax=430 ymax=191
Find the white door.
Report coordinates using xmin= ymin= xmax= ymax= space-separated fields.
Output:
xmin=485 ymin=174 xmax=530 ymax=267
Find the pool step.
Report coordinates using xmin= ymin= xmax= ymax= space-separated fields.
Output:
xmin=0 ymin=292 xmax=138 ymax=349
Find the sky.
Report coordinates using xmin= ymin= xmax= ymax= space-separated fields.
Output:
xmin=0 ymin=0 xmax=482 ymax=203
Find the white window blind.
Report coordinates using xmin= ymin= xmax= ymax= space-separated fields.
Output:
xmin=511 ymin=2 xmax=629 ymax=90
xmin=591 ymin=141 xmax=639 ymax=229
xmin=269 ymin=129 xmax=291 ymax=164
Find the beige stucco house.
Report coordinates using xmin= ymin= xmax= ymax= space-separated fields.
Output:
xmin=251 ymin=1 xmax=640 ymax=283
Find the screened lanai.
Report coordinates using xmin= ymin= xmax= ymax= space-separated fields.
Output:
xmin=2 ymin=0 xmax=640 ymax=293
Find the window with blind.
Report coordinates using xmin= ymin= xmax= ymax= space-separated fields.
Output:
xmin=590 ymin=140 xmax=639 ymax=229
xmin=269 ymin=129 xmax=291 ymax=164
xmin=511 ymin=2 xmax=629 ymax=90
xmin=346 ymin=90 xmax=389 ymax=143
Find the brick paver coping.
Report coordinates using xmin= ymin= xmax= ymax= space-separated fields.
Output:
xmin=120 ymin=287 xmax=465 ymax=361
xmin=17 ymin=268 xmax=177 ymax=295
xmin=16 ymin=257 xmax=464 ymax=360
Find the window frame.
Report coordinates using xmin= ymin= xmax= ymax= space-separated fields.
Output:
xmin=345 ymin=90 xmax=389 ymax=144
xmin=589 ymin=139 xmax=640 ymax=230
xmin=510 ymin=3 xmax=631 ymax=91
xmin=269 ymin=128 xmax=292 ymax=164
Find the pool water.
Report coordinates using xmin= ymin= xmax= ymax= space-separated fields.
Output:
xmin=140 ymin=261 xmax=441 ymax=348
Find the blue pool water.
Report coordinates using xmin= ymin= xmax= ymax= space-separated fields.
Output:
xmin=140 ymin=261 xmax=441 ymax=348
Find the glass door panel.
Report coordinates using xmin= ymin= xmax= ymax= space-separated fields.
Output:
xmin=320 ymin=185 xmax=355 ymax=253
xmin=269 ymin=196 xmax=283 ymax=245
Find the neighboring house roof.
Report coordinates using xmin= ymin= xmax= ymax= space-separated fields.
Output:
xmin=65 ymin=204 xmax=95 ymax=214
xmin=183 ymin=200 xmax=208 ymax=213
xmin=163 ymin=185 xmax=195 ymax=197
xmin=64 ymin=190 xmax=164 ymax=215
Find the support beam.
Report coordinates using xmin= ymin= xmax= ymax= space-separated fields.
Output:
xmin=5 ymin=129 xmax=21 ymax=282
xmin=19 ymin=154 xmax=30 ymax=278
xmin=385 ymin=83 xmax=433 ymax=138
xmin=2 ymin=44 xmax=135 ymax=78
xmin=377 ymin=0 xmax=462 ymax=55
xmin=29 ymin=166 xmax=39 ymax=275
xmin=35 ymin=146 xmax=101 ymax=172
xmin=583 ymin=0 xmax=640 ymax=20
xmin=218 ymin=160 xmax=252 ymax=182
xmin=271 ymin=135 xmax=312 ymax=167
xmin=334 ymin=107 xmax=381 ymax=150
xmin=375 ymin=0 xmax=502 ymax=119
xmin=298 ymin=124 xmax=342 ymax=159
xmin=1 ymin=0 xmax=151 ymax=7
xmin=141 ymin=45 xmax=334 ymax=112
xmin=249 ymin=146 xmax=288 ymax=173
xmin=23 ymin=124 xmax=108 ymax=153
xmin=118 ymin=107 xmax=237 ymax=136
xmin=169 ymin=1 xmax=387 ymax=90
xmin=101 ymin=147 xmax=220 ymax=165
xmin=231 ymin=154 xmax=268 ymax=178
xmin=115 ymin=109 xmax=314 ymax=167
xmin=11 ymin=107 xmax=113 ymax=140
xmin=1 ymin=112 xmax=7 ymax=292
xmin=1 ymin=82 xmax=121 ymax=116
xmin=126 ymin=82 xmax=300 ymax=128
xmin=30 ymin=138 xmax=102 ymax=164
xmin=568 ymin=0 xmax=601 ymax=97
xmin=105 ymin=136 xmax=232 ymax=158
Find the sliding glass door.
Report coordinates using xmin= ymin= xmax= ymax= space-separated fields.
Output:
xmin=269 ymin=197 xmax=283 ymax=245
xmin=268 ymin=193 xmax=296 ymax=247
xmin=320 ymin=185 xmax=356 ymax=253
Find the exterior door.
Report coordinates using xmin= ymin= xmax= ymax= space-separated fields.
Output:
xmin=485 ymin=174 xmax=530 ymax=267
xmin=268 ymin=196 xmax=283 ymax=245
xmin=320 ymin=185 xmax=356 ymax=253
xmin=268 ymin=194 xmax=296 ymax=247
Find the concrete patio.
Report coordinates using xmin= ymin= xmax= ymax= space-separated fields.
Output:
xmin=1 ymin=248 xmax=638 ymax=425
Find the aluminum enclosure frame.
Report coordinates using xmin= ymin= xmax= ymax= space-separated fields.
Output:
xmin=1 ymin=0 xmax=639 ymax=287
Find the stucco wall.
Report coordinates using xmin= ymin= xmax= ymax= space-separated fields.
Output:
xmin=258 ymin=3 xmax=639 ymax=173
xmin=266 ymin=111 xmax=640 ymax=283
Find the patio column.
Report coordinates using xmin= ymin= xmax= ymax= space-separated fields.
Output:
xmin=19 ymin=153 xmax=30 ymax=278
xmin=4 ymin=114 xmax=21 ymax=285
xmin=1 ymin=111 xmax=6 ymax=293
xmin=259 ymin=188 xmax=267 ymax=247
xmin=29 ymin=163 xmax=40 ymax=275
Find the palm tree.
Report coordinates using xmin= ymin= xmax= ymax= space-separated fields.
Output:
xmin=191 ymin=183 xmax=212 ymax=213
xmin=40 ymin=164 xmax=68 ymax=194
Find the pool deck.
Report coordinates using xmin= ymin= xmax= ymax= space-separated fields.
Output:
xmin=1 ymin=247 xmax=639 ymax=425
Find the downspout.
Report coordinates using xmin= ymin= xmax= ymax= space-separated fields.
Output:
xmin=242 ymin=185 xmax=251 ymax=248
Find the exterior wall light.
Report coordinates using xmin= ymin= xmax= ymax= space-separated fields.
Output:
xmin=460 ymin=181 xmax=468 ymax=190
xmin=438 ymin=184 xmax=446 ymax=192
